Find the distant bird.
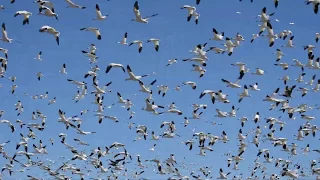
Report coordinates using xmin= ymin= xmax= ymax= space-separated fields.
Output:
xmin=146 ymin=38 xmax=160 ymax=52
xmin=132 ymin=1 xmax=158 ymax=23
xmin=106 ymin=63 xmax=125 ymax=74
xmin=14 ymin=11 xmax=32 ymax=25
xmin=117 ymin=32 xmax=128 ymax=45
xmin=59 ymin=63 xmax=67 ymax=74
xmin=1 ymin=23 xmax=21 ymax=43
xmin=65 ymin=0 xmax=86 ymax=9
xmin=39 ymin=6 xmax=58 ymax=20
xmin=180 ymin=5 xmax=196 ymax=22
xmin=210 ymin=28 xmax=224 ymax=41
xmin=94 ymin=4 xmax=107 ymax=20
xmin=39 ymin=25 xmax=60 ymax=45
xmin=129 ymin=40 xmax=143 ymax=53
xmin=80 ymin=27 xmax=101 ymax=40
xmin=34 ymin=51 xmax=42 ymax=61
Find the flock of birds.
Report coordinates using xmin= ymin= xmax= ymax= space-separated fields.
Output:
xmin=1 ymin=0 xmax=320 ymax=179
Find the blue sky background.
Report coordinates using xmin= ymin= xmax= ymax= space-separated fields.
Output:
xmin=0 ymin=0 xmax=320 ymax=179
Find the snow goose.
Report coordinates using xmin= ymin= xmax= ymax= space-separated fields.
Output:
xmin=180 ymin=5 xmax=196 ymax=22
xmin=139 ymin=79 xmax=156 ymax=93
xmin=39 ymin=25 xmax=60 ymax=45
xmin=35 ymin=72 xmax=43 ymax=81
xmin=182 ymin=57 xmax=207 ymax=66
xmin=39 ymin=6 xmax=58 ymax=20
xmin=59 ymin=63 xmax=67 ymax=74
xmin=166 ymin=58 xmax=177 ymax=66
xmin=206 ymin=46 xmax=225 ymax=54
xmin=274 ymin=49 xmax=284 ymax=61
xmin=129 ymin=40 xmax=143 ymax=53
xmin=303 ymin=45 xmax=316 ymax=57
xmin=312 ymin=79 xmax=320 ymax=92
xmin=92 ymin=81 xmax=112 ymax=94
xmin=157 ymin=85 xmax=168 ymax=97
xmin=221 ymin=79 xmax=241 ymax=88
xmin=238 ymin=85 xmax=251 ymax=102
xmin=291 ymin=59 xmax=305 ymax=69
xmin=0 ymin=5 xmax=4 ymax=10
xmin=191 ymin=64 xmax=206 ymax=77
xmin=199 ymin=90 xmax=215 ymax=103
xmin=298 ymin=87 xmax=309 ymax=97
xmin=215 ymin=109 xmax=228 ymax=118
xmin=84 ymin=70 xmax=97 ymax=78
xmin=0 ymin=48 xmax=8 ymax=59
xmin=34 ymin=51 xmax=42 ymax=61
xmin=192 ymin=12 xmax=200 ymax=24
xmin=210 ymin=28 xmax=224 ymax=41
xmin=249 ymin=83 xmax=260 ymax=91
xmin=313 ymin=58 xmax=320 ymax=70
xmin=225 ymin=37 xmax=236 ymax=56
xmin=218 ymin=168 xmax=231 ymax=179
xmin=94 ymin=4 xmax=107 ymax=20
xmin=266 ymin=22 xmax=277 ymax=47
xmin=281 ymin=36 xmax=294 ymax=48
xmin=251 ymin=68 xmax=264 ymax=75
xmin=80 ymin=27 xmax=101 ymax=40
xmin=34 ymin=0 xmax=54 ymax=9
xmin=306 ymin=55 xmax=315 ymax=68
xmin=65 ymin=0 xmax=85 ymax=9
xmin=251 ymin=33 xmax=260 ymax=43
xmin=305 ymin=0 xmax=320 ymax=14
xmin=105 ymin=63 xmax=125 ymax=74
xmin=305 ymin=74 xmax=316 ymax=86
xmin=274 ymin=63 xmax=289 ymax=70
xmin=142 ymin=99 xmax=164 ymax=114
xmin=1 ymin=23 xmax=21 ymax=43
xmin=146 ymin=38 xmax=160 ymax=52
xmin=117 ymin=32 xmax=128 ymax=45
xmin=14 ymin=11 xmax=32 ymax=25
xmin=81 ymin=50 xmax=97 ymax=62
xmin=316 ymin=33 xmax=320 ymax=43
xmin=132 ymin=1 xmax=158 ymax=23
xmin=183 ymin=81 xmax=196 ymax=89
xmin=295 ymin=72 xmax=306 ymax=83
xmin=125 ymin=65 xmax=150 ymax=81
xmin=67 ymin=79 xmax=86 ymax=88
xmin=260 ymin=7 xmax=274 ymax=22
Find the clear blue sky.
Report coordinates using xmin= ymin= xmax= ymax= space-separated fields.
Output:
xmin=0 ymin=0 xmax=319 ymax=179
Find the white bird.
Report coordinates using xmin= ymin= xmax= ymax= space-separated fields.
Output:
xmin=125 ymin=65 xmax=150 ymax=81
xmin=14 ymin=11 xmax=32 ymax=25
xmin=132 ymin=1 xmax=158 ymax=23
xmin=0 ymin=48 xmax=8 ymax=59
xmin=166 ymin=59 xmax=178 ymax=67
xmin=146 ymin=38 xmax=160 ymax=52
xmin=94 ymin=4 xmax=107 ymax=20
xmin=191 ymin=64 xmax=206 ymax=77
xmin=39 ymin=6 xmax=58 ymax=20
xmin=180 ymin=5 xmax=196 ymax=22
xmin=59 ymin=63 xmax=67 ymax=74
xmin=34 ymin=51 xmax=42 ymax=61
xmin=1 ymin=23 xmax=21 ymax=43
xmin=117 ymin=32 xmax=128 ymax=45
xmin=65 ymin=0 xmax=86 ymax=9
xmin=106 ymin=63 xmax=125 ymax=74
xmin=221 ymin=79 xmax=241 ymax=88
xmin=39 ymin=25 xmax=60 ymax=45
xmin=282 ymin=36 xmax=295 ymax=48
xmin=210 ymin=28 xmax=224 ymax=41
xmin=80 ymin=27 xmax=101 ymax=40
xmin=129 ymin=40 xmax=143 ymax=53
xmin=225 ymin=37 xmax=236 ymax=56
